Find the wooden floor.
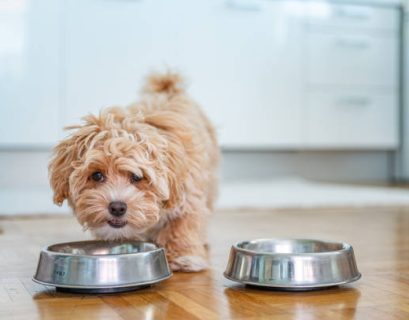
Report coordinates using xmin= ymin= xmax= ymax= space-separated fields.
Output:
xmin=1 ymin=207 xmax=409 ymax=320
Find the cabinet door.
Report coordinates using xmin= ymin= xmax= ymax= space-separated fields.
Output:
xmin=305 ymin=88 xmax=399 ymax=149
xmin=191 ymin=0 xmax=305 ymax=148
xmin=307 ymin=32 xmax=398 ymax=88
xmin=63 ymin=0 xmax=304 ymax=148
xmin=0 ymin=0 xmax=61 ymax=146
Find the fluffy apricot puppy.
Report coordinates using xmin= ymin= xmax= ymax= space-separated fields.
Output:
xmin=49 ymin=72 xmax=219 ymax=272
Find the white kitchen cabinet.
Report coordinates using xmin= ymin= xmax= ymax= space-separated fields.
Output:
xmin=0 ymin=0 xmax=61 ymax=146
xmin=305 ymin=88 xmax=399 ymax=149
xmin=63 ymin=0 xmax=304 ymax=148
xmin=303 ymin=2 xmax=400 ymax=149
xmin=62 ymin=0 xmax=401 ymax=149
xmin=307 ymin=32 xmax=398 ymax=88
xmin=0 ymin=0 xmax=401 ymax=150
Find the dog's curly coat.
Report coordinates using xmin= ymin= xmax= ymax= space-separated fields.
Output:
xmin=49 ymin=72 xmax=219 ymax=272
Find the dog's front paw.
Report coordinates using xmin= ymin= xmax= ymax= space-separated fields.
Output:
xmin=169 ymin=255 xmax=208 ymax=272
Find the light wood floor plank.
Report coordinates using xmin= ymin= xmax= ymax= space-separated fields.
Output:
xmin=1 ymin=207 xmax=409 ymax=319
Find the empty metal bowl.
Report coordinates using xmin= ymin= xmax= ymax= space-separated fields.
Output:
xmin=224 ymin=239 xmax=361 ymax=290
xmin=33 ymin=240 xmax=172 ymax=293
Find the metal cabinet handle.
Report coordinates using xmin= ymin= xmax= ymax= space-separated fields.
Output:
xmin=335 ymin=38 xmax=370 ymax=50
xmin=335 ymin=96 xmax=371 ymax=107
xmin=333 ymin=8 xmax=370 ymax=21
xmin=225 ymin=0 xmax=261 ymax=12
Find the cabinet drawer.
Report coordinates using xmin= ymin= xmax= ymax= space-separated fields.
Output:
xmin=305 ymin=89 xmax=399 ymax=149
xmin=305 ymin=2 xmax=400 ymax=32
xmin=307 ymin=32 xmax=398 ymax=88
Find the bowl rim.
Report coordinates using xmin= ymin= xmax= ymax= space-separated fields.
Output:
xmin=232 ymin=238 xmax=352 ymax=256
xmin=42 ymin=240 xmax=164 ymax=258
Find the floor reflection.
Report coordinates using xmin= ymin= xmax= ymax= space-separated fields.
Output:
xmin=32 ymin=288 xmax=170 ymax=320
xmin=224 ymin=284 xmax=361 ymax=319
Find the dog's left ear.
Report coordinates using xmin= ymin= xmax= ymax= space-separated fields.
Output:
xmin=144 ymin=113 xmax=190 ymax=209
xmin=49 ymin=135 xmax=80 ymax=206
xmin=162 ymin=153 xmax=187 ymax=209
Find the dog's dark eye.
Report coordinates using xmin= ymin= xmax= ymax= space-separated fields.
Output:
xmin=91 ymin=171 xmax=105 ymax=182
xmin=130 ymin=173 xmax=143 ymax=183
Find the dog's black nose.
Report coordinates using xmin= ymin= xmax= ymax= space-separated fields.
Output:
xmin=108 ymin=201 xmax=127 ymax=217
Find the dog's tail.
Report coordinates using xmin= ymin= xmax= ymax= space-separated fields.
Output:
xmin=143 ymin=71 xmax=186 ymax=96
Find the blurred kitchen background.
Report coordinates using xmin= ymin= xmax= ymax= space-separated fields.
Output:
xmin=2 ymin=0 xmax=409 ymax=215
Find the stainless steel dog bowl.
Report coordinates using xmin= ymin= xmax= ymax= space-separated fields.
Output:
xmin=224 ymin=239 xmax=361 ymax=290
xmin=33 ymin=240 xmax=172 ymax=293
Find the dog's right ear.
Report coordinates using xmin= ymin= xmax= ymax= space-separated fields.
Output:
xmin=49 ymin=136 xmax=79 ymax=206
xmin=49 ymin=113 xmax=103 ymax=205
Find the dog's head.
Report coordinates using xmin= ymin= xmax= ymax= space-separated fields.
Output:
xmin=49 ymin=107 xmax=187 ymax=240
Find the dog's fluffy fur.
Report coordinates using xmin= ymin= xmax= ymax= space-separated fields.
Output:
xmin=49 ymin=72 xmax=219 ymax=272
